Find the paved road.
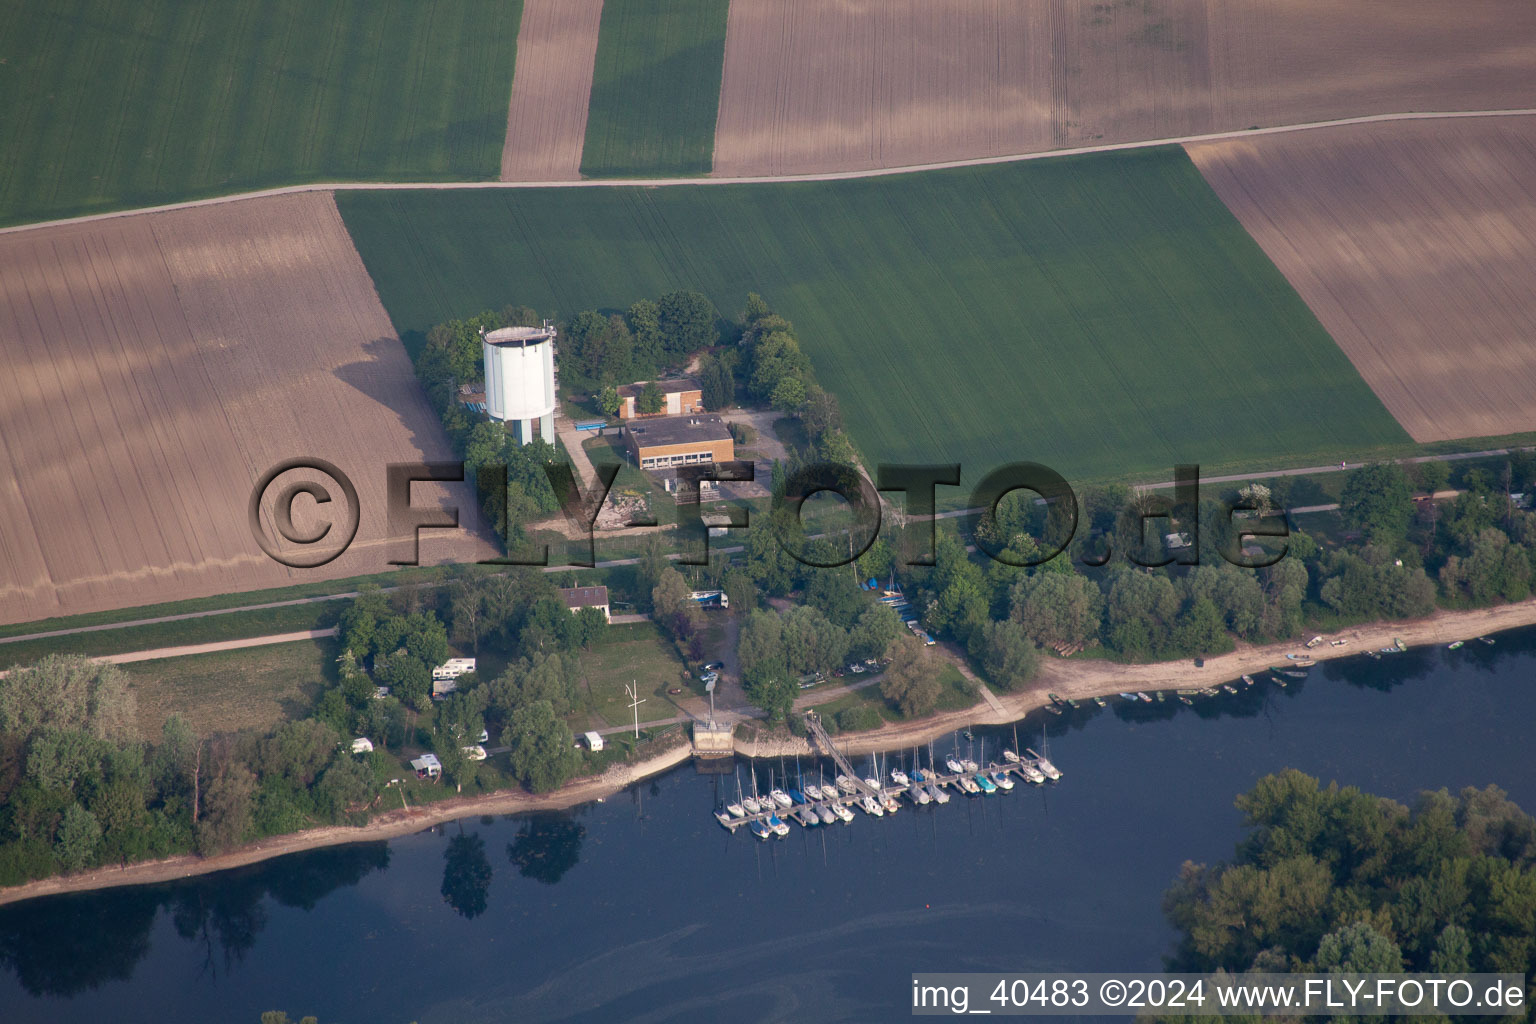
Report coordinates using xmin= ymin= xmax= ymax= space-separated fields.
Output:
xmin=3 ymin=108 xmax=1533 ymax=237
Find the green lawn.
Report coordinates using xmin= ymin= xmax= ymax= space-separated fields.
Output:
xmin=122 ymin=636 xmax=338 ymax=740
xmin=579 ymin=0 xmax=730 ymax=177
xmin=0 ymin=0 xmax=522 ymax=226
xmin=570 ymin=622 xmax=693 ymax=731
xmin=339 ymin=149 xmax=1414 ymax=501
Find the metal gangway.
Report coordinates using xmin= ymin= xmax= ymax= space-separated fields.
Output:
xmin=802 ymin=712 xmax=882 ymax=800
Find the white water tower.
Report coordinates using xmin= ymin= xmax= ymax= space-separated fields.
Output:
xmin=481 ymin=322 xmax=557 ymax=445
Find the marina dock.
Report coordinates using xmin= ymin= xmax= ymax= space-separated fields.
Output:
xmin=714 ymin=713 xmax=1062 ymax=835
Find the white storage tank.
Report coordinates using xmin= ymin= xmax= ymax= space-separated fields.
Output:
xmin=481 ymin=323 xmax=557 ymax=444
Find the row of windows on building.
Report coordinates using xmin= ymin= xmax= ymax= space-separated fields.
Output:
xmin=639 ymin=451 xmax=716 ymax=469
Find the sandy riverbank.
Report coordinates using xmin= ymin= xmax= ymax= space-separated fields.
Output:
xmin=2 ymin=599 xmax=1531 ymax=907
xmin=0 ymin=740 xmax=692 ymax=908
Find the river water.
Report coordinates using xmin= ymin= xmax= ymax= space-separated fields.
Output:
xmin=3 ymin=630 xmax=1533 ymax=1023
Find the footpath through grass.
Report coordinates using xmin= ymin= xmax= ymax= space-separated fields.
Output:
xmin=579 ymin=0 xmax=730 ymax=177
xmin=340 ymin=148 xmax=1412 ymax=499
xmin=0 ymin=0 xmax=522 ymax=226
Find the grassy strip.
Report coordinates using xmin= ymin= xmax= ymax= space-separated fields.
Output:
xmin=579 ymin=0 xmax=730 ymax=176
xmin=0 ymin=602 xmax=344 ymax=669
xmin=0 ymin=0 xmax=522 ymax=226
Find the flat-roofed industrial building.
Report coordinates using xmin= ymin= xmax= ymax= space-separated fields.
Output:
xmin=624 ymin=415 xmax=734 ymax=470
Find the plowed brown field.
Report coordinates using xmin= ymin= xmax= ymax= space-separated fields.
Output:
xmin=1187 ymin=117 xmax=1536 ymax=443
xmin=713 ymin=0 xmax=1536 ymax=176
xmin=0 ymin=193 xmax=494 ymax=626
xmin=500 ymin=0 xmax=606 ymax=180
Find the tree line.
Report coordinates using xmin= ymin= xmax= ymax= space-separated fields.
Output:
xmin=1163 ymin=769 xmax=1536 ymax=981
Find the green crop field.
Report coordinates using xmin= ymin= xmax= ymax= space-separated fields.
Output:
xmin=0 ymin=0 xmax=522 ymax=226
xmin=339 ymin=148 xmax=1414 ymax=498
xmin=579 ymin=0 xmax=730 ymax=177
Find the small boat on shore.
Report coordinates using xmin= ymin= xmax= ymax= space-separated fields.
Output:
xmin=1331 ymin=639 xmax=1348 ymax=646
xmin=1241 ymin=674 xmax=1255 ymax=686
xmin=1447 ymin=640 xmax=1465 ymax=650
xmin=1286 ymin=653 xmax=1311 ymax=662
xmin=1119 ymin=692 xmax=1139 ymax=701
xmin=1048 ymin=692 xmax=1067 ymax=706
xmin=1280 ymin=669 xmax=1307 ymax=679
xmin=1136 ymin=691 xmax=1153 ymax=703
xmin=1043 ymin=704 xmax=1064 ymax=715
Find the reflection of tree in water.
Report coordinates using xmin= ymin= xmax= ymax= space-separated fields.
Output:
xmin=441 ymin=832 xmax=493 ymax=919
xmin=0 ymin=842 xmax=389 ymax=997
xmin=0 ymin=886 xmax=159 ymax=997
xmin=507 ymin=813 xmax=586 ymax=886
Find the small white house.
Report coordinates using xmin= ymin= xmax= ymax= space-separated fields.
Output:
xmin=410 ymin=753 xmax=442 ymax=779
xmin=350 ymin=737 xmax=374 ymax=755
xmin=583 ymin=730 xmax=604 ymax=752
